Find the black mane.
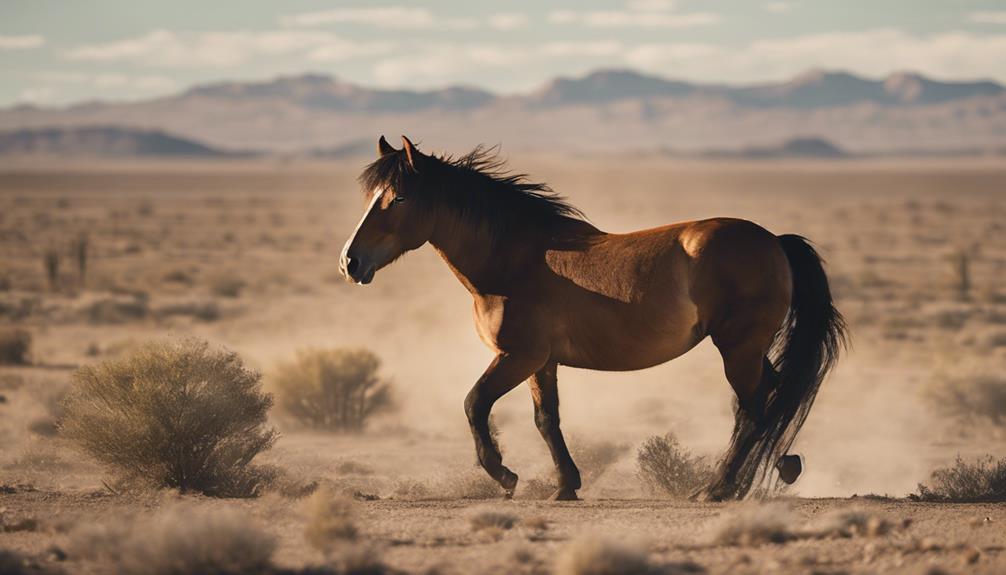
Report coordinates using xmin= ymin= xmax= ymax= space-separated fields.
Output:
xmin=359 ymin=145 xmax=585 ymax=243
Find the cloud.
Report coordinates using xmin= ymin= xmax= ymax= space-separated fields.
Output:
xmin=548 ymin=9 xmax=719 ymax=28
xmin=0 ymin=34 xmax=45 ymax=50
xmin=487 ymin=13 xmax=529 ymax=31
xmin=763 ymin=2 xmax=793 ymax=14
xmin=65 ymin=29 xmax=391 ymax=67
xmin=969 ymin=11 xmax=1006 ymax=25
xmin=281 ymin=7 xmax=476 ymax=30
xmin=625 ymin=28 xmax=1006 ymax=83
xmin=542 ymin=41 xmax=624 ymax=57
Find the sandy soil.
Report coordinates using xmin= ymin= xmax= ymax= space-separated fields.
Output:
xmin=1 ymin=156 xmax=1005 ymax=574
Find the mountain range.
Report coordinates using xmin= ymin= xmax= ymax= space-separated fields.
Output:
xmin=1 ymin=68 xmax=1004 ymax=156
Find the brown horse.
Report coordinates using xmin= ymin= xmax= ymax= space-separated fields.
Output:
xmin=340 ymin=136 xmax=846 ymax=501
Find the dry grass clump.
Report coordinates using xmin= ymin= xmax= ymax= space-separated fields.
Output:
xmin=153 ymin=299 xmax=221 ymax=322
xmin=0 ymin=548 xmax=53 ymax=575
xmin=304 ymin=487 xmax=359 ymax=554
xmin=60 ymin=339 xmax=278 ymax=497
xmin=805 ymin=508 xmax=893 ymax=538
xmin=270 ymin=348 xmax=393 ymax=432
xmin=917 ymin=456 xmax=1006 ymax=502
xmin=67 ymin=502 xmax=276 ymax=575
xmin=0 ymin=328 xmax=31 ymax=365
xmin=554 ymin=538 xmax=659 ymax=575
xmin=469 ymin=506 xmax=518 ymax=531
xmin=210 ymin=274 xmax=246 ymax=298
xmin=925 ymin=373 xmax=1006 ymax=427
xmin=636 ymin=433 xmax=712 ymax=498
xmin=711 ymin=503 xmax=795 ymax=546
xmin=571 ymin=437 xmax=629 ymax=483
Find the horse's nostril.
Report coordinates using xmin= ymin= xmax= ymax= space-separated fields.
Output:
xmin=345 ymin=256 xmax=360 ymax=275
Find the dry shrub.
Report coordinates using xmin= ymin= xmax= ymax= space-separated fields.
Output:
xmin=711 ymin=503 xmax=795 ymax=546
xmin=86 ymin=295 xmax=148 ymax=324
xmin=270 ymin=348 xmax=393 ymax=432
xmin=554 ymin=538 xmax=657 ymax=575
xmin=67 ymin=502 xmax=276 ymax=575
xmin=210 ymin=274 xmax=246 ymax=298
xmin=925 ymin=373 xmax=1006 ymax=426
xmin=917 ymin=456 xmax=1006 ymax=502
xmin=0 ymin=548 xmax=53 ymax=575
xmin=154 ymin=299 xmax=221 ymax=322
xmin=60 ymin=339 xmax=278 ymax=497
xmin=805 ymin=508 xmax=892 ymax=538
xmin=469 ymin=507 xmax=518 ymax=531
xmin=304 ymin=487 xmax=359 ymax=554
xmin=0 ymin=328 xmax=31 ymax=365
xmin=636 ymin=433 xmax=712 ymax=498
xmin=571 ymin=437 xmax=629 ymax=482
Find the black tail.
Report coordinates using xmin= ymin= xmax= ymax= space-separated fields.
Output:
xmin=714 ymin=235 xmax=847 ymax=499
xmin=766 ymin=235 xmax=847 ymax=479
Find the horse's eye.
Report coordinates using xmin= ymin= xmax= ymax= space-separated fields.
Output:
xmin=393 ymin=196 xmax=406 ymax=204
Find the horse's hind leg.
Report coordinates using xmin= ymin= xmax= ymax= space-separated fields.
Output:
xmin=700 ymin=330 xmax=777 ymax=501
xmin=528 ymin=361 xmax=581 ymax=501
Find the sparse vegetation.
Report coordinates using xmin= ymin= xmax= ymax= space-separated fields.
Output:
xmin=554 ymin=538 xmax=658 ymax=575
xmin=925 ymin=372 xmax=1006 ymax=427
xmin=210 ymin=274 xmax=246 ymax=298
xmin=711 ymin=503 xmax=795 ymax=546
xmin=469 ymin=507 xmax=518 ymax=531
xmin=0 ymin=328 xmax=31 ymax=365
xmin=60 ymin=339 xmax=278 ymax=496
xmin=917 ymin=456 xmax=1006 ymax=502
xmin=71 ymin=234 xmax=89 ymax=287
xmin=67 ymin=502 xmax=276 ymax=575
xmin=304 ymin=487 xmax=359 ymax=554
xmin=270 ymin=348 xmax=393 ymax=432
xmin=636 ymin=433 xmax=712 ymax=498
xmin=571 ymin=437 xmax=629 ymax=482
xmin=43 ymin=247 xmax=60 ymax=291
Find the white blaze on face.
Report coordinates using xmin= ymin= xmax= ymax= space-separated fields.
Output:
xmin=341 ymin=187 xmax=386 ymax=264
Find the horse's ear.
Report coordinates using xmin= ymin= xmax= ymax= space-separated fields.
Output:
xmin=377 ymin=135 xmax=395 ymax=156
xmin=401 ymin=135 xmax=423 ymax=170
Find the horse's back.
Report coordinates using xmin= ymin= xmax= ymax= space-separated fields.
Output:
xmin=540 ymin=218 xmax=791 ymax=370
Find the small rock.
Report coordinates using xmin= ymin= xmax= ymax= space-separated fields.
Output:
xmin=963 ymin=546 xmax=981 ymax=565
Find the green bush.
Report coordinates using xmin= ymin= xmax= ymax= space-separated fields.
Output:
xmin=270 ymin=348 xmax=393 ymax=431
xmin=60 ymin=339 xmax=277 ymax=496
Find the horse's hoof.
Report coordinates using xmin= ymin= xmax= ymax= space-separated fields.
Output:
xmin=777 ymin=454 xmax=803 ymax=485
xmin=499 ymin=468 xmax=518 ymax=497
xmin=548 ymin=487 xmax=579 ymax=501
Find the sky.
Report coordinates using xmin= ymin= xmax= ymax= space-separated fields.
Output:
xmin=2 ymin=0 xmax=1006 ymax=106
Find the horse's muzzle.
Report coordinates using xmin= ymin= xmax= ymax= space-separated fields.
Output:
xmin=340 ymin=253 xmax=375 ymax=285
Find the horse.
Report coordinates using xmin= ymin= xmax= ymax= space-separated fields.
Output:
xmin=340 ymin=135 xmax=846 ymax=501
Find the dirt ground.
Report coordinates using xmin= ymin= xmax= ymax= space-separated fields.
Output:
xmin=1 ymin=156 xmax=1005 ymax=574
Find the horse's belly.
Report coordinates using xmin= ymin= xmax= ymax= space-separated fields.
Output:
xmin=551 ymin=299 xmax=703 ymax=371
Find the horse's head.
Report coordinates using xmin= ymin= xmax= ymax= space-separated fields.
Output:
xmin=340 ymin=135 xmax=434 ymax=285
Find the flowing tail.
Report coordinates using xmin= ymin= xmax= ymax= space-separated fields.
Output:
xmin=714 ymin=234 xmax=848 ymax=499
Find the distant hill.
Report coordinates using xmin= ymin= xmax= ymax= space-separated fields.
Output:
xmin=0 ymin=126 xmax=248 ymax=158
xmin=697 ymin=137 xmax=849 ymax=159
xmin=1 ymin=69 xmax=1004 ymax=156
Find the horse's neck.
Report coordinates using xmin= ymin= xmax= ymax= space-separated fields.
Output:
xmin=429 ymin=218 xmax=534 ymax=296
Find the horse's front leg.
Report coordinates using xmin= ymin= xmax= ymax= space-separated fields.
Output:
xmin=529 ymin=361 xmax=581 ymax=501
xmin=464 ymin=352 xmax=544 ymax=497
